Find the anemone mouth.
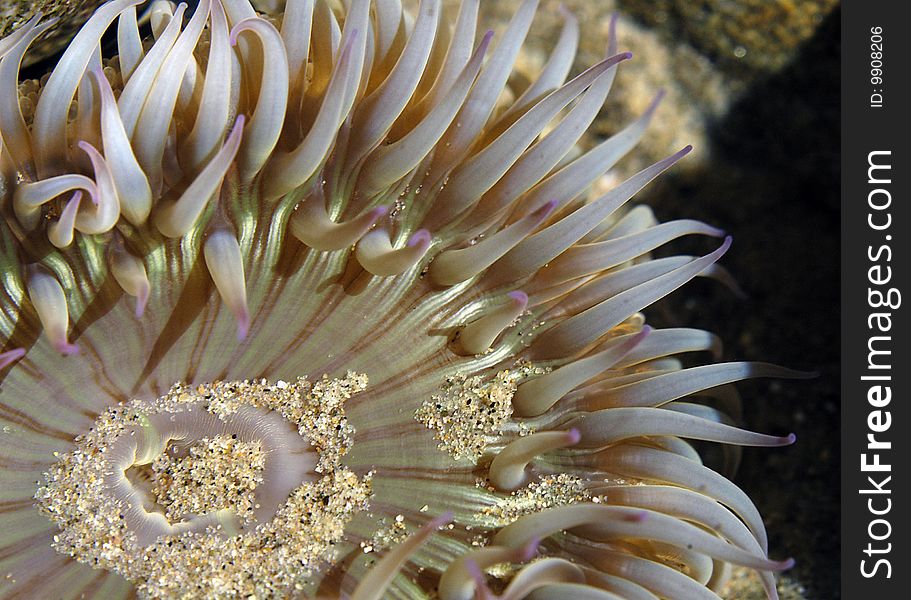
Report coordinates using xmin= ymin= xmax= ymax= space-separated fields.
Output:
xmin=35 ymin=376 xmax=372 ymax=598
xmin=0 ymin=0 xmax=803 ymax=598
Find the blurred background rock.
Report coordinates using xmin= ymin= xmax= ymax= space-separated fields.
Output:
xmin=1 ymin=0 xmax=107 ymax=66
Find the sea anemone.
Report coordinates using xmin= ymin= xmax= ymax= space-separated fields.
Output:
xmin=0 ymin=0 xmax=804 ymax=598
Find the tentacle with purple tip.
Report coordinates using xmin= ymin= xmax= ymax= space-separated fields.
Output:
xmin=459 ymin=290 xmax=528 ymax=354
xmin=355 ymin=229 xmax=432 ymax=276
xmin=489 ymin=430 xmax=580 ymax=491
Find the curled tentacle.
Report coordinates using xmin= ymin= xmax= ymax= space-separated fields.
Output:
xmin=74 ymin=141 xmax=120 ymax=235
xmin=230 ymin=16 xmax=290 ymax=181
xmin=459 ymin=291 xmax=528 ymax=354
xmin=355 ymin=229 xmax=432 ymax=276
xmin=262 ymin=32 xmax=357 ymax=199
xmin=47 ymin=191 xmax=82 ymax=248
xmin=489 ymin=430 xmax=580 ymax=491
xmin=13 ymin=174 xmax=99 ymax=231
xmin=289 ymin=186 xmax=389 ymax=250
xmin=497 ymin=558 xmax=586 ymax=600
